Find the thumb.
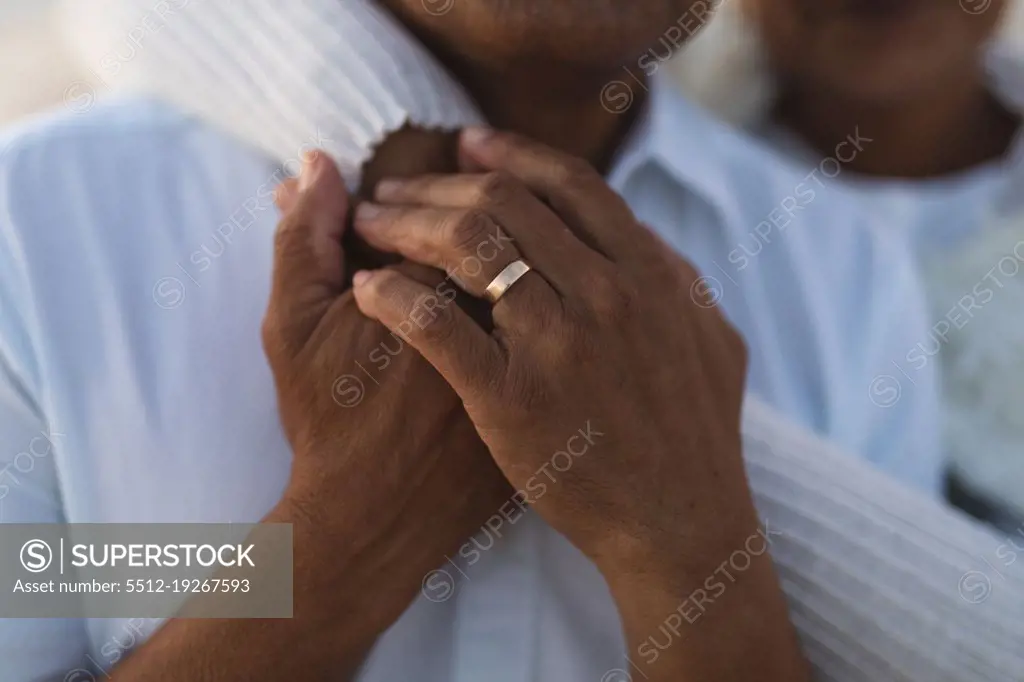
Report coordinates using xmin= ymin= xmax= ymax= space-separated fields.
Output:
xmin=265 ymin=151 xmax=350 ymax=353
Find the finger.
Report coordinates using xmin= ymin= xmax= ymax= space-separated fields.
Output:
xmin=389 ymin=260 xmax=494 ymax=331
xmin=265 ymin=151 xmax=349 ymax=350
xmin=373 ymin=172 xmax=608 ymax=295
xmin=352 ymin=268 xmax=505 ymax=404
xmin=457 ymin=138 xmax=487 ymax=173
xmin=389 ymin=261 xmax=448 ymax=288
xmin=274 ymin=178 xmax=300 ymax=214
xmin=353 ymin=203 xmax=559 ymax=327
xmin=355 ymin=203 xmax=518 ymax=295
xmin=459 ymin=128 xmax=656 ymax=263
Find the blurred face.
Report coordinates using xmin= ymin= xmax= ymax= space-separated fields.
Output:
xmin=749 ymin=0 xmax=1007 ymax=103
xmin=376 ymin=0 xmax=706 ymax=70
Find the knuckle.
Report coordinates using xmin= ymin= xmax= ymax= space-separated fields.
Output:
xmin=272 ymin=212 xmax=301 ymax=254
xmin=585 ymin=272 xmax=636 ymax=323
xmin=260 ymin=310 xmax=298 ymax=365
xmin=445 ymin=209 xmax=494 ymax=254
xmin=359 ymin=269 xmax=402 ymax=312
xmin=272 ymin=205 xmax=318 ymax=264
xmin=260 ymin=314 xmax=282 ymax=356
xmin=540 ymin=327 xmax=578 ymax=368
xmin=367 ymin=269 xmax=404 ymax=305
xmin=413 ymin=291 xmax=458 ymax=343
xmin=477 ymin=171 xmax=521 ymax=206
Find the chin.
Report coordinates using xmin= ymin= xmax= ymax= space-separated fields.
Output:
xmin=377 ymin=0 xmax=705 ymax=70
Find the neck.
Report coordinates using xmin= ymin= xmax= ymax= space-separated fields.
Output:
xmin=458 ymin=65 xmax=645 ymax=171
xmin=396 ymin=30 xmax=645 ymax=171
xmin=775 ymin=72 xmax=1019 ymax=179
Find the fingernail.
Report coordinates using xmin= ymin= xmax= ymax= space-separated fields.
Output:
xmin=462 ymin=126 xmax=495 ymax=150
xmin=375 ymin=178 xmax=404 ymax=200
xmin=352 ymin=270 xmax=373 ymax=288
xmin=355 ymin=203 xmax=383 ymax=223
xmin=298 ymin=150 xmax=323 ymax=192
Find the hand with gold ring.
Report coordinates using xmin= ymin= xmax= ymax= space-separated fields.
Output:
xmin=350 ymin=129 xmax=808 ymax=682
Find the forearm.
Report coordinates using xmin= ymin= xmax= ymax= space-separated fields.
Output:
xmin=108 ymin=493 xmax=376 ymax=681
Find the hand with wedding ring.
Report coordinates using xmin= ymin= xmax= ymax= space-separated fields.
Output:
xmin=349 ymin=128 xmax=809 ymax=681
xmin=351 ymin=128 xmax=754 ymax=573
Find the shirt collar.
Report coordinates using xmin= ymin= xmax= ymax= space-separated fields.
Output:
xmin=608 ymin=74 xmax=735 ymax=220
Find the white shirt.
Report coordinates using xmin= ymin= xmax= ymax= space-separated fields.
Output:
xmin=753 ymin=50 xmax=1024 ymax=516
xmin=0 ymin=82 xmax=938 ymax=681
xmin=758 ymin=122 xmax=1022 ymax=258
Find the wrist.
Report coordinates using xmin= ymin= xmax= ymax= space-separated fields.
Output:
xmin=602 ymin=518 xmax=807 ymax=682
xmin=275 ymin=478 xmax=426 ymax=642
xmin=269 ymin=488 xmax=391 ymax=649
xmin=596 ymin=485 xmax=763 ymax=592
xmin=601 ymin=522 xmax=761 ymax=626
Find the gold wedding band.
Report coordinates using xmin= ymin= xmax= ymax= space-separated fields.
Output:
xmin=485 ymin=260 xmax=533 ymax=304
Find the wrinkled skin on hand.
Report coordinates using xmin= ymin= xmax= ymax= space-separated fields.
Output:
xmin=265 ymin=146 xmax=512 ymax=637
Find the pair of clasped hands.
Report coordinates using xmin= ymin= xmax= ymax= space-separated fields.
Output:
xmin=263 ymin=127 xmax=808 ymax=680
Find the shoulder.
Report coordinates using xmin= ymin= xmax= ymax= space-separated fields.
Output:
xmin=0 ymin=92 xmax=278 ymax=278
xmin=0 ymin=94 xmax=276 ymax=212
xmin=0 ymin=96 xmax=279 ymax=389
xmin=0 ymin=97 xmax=185 ymax=378
xmin=0 ymin=95 xmax=204 ymax=174
xmin=0 ymin=93 xmax=279 ymax=269
xmin=0 ymin=94 xmax=279 ymax=238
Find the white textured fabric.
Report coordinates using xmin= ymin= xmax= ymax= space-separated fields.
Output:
xmin=59 ymin=0 xmax=483 ymax=188
xmin=743 ymin=398 xmax=1024 ymax=682
xmin=5 ymin=1 xmax=1014 ymax=680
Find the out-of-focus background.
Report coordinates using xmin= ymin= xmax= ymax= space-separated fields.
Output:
xmin=0 ymin=0 xmax=83 ymax=125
